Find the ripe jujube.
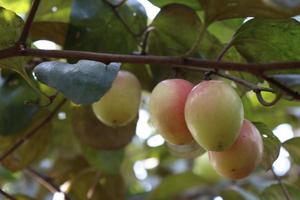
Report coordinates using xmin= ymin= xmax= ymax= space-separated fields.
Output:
xmin=208 ymin=120 xmax=263 ymax=179
xmin=185 ymin=80 xmax=244 ymax=151
xmin=149 ymin=79 xmax=194 ymax=145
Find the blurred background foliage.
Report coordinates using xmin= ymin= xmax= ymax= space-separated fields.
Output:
xmin=0 ymin=0 xmax=300 ymax=200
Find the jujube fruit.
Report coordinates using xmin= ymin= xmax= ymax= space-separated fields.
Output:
xmin=149 ymin=79 xmax=194 ymax=145
xmin=208 ymin=120 xmax=263 ymax=179
xmin=92 ymin=70 xmax=141 ymax=127
xmin=185 ymin=80 xmax=244 ymax=151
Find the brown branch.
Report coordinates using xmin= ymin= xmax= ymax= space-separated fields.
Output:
xmin=24 ymin=167 xmax=72 ymax=200
xmin=1 ymin=45 xmax=300 ymax=75
xmin=0 ymin=189 xmax=16 ymax=200
xmin=18 ymin=48 xmax=300 ymax=73
xmin=1 ymin=45 xmax=300 ymax=100
xmin=0 ymin=46 xmax=19 ymax=59
xmin=271 ymin=167 xmax=291 ymax=200
xmin=0 ymin=98 xmax=67 ymax=162
xmin=17 ymin=0 xmax=41 ymax=46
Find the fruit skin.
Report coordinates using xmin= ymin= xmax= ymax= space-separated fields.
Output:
xmin=92 ymin=70 xmax=141 ymax=127
xmin=208 ymin=120 xmax=263 ymax=180
xmin=149 ymin=79 xmax=194 ymax=145
xmin=184 ymin=80 xmax=244 ymax=151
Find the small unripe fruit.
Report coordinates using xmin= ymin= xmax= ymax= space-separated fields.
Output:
xmin=185 ymin=80 xmax=244 ymax=151
xmin=208 ymin=120 xmax=263 ymax=179
xmin=92 ymin=70 xmax=141 ymax=127
xmin=149 ymin=79 xmax=194 ymax=145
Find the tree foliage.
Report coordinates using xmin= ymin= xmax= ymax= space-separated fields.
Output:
xmin=0 ymin=0 xmax=300 ymax=200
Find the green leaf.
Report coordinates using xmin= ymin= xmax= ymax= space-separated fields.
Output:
xmin=82 ymin=145 xmax=125 ymax=175
xmin=30 ymin=0 xmax=73 ymax=45
xmin=65 ymin=0 xmax=147 ymax=54
xmin=149 ymin=0 xmax=201 ymax=10
xmin=69 ymin=169 xmax=125 ymax=200
xmin=47 ymin=153 xmax=89 ymax=184
xmin=0 ymin=7 xmax=40 ymax=95
xmin=148 ymin=172 xmax=206 ymax=200
xmin=50 ymin=100 xmax=81 ymax=153
xmin=35 ymin=0 xmax=73 ymax=23
xmin=252 ymin=122 xmax=281 ymax=170
xmin=0 ymin=111 xmax=52 ymax=172
xmin=33 ymin=60 xmax=120 ymax=105
xmin=30 ymin=21 xmax=68 ymax=45
xmin=232 ymin=19 xmax=300 ymax=64
xmin=72 ymin=106 xmax=137 ymax=150
xmin=207 ymin=18 xmax=244 ymax=43
xmin=283 ymin=137 xmax=300 ymax=165
xmin=0 ymin=7 xmax=24 ymax=71
xmin=148 ymin=4 xmax=203 ymax=57
xmin=0 ymin=0 xmax=30 ymax=15
xmin=261 ymin=183 xmax=300 ymax=200
xmin=148 ymin=4 xmax=221 ymax=84
xmin=0 ymin=73 xmax=40 ymax=136
xmin=0 ymin=165 xmax=16 ymax=182
xmin=199 ymin=0 xmax=300 ymax=23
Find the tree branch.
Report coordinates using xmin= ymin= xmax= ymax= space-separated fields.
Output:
xmin=0 ymin=98 xmax=67 ymax=162
xmin=17 ymin=0 xmax=41 ymax=46
xmin=0 ymin=189 xmax=16 ymax=200
xmin=18 ymin=48 xmax=300 ymax=73
xmin=24 ymin=167 xmax=72 ymax=200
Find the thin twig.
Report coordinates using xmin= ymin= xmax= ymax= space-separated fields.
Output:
xmin=0 ymin=189 xmax=16 ymax=200
xmin=140 ymin=26 xmax=155 ymax=55
xmin=25 ymin=167 xmax=72 ymax=200
xmin=216 ymin=39 xmax=234 ymax=62
xmin=212 ymin=71 xmax=274 ymax=93
xmin=271 ymin=167 xmax=291 ymax=200
xmin=17 ymin=0 xmax=41 ymax=46
xmin=0 ymin=98 xmax=67 ymax=162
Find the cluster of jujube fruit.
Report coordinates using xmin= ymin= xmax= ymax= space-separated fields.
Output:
xmin=149 ymin=79 xmax=264 ymax=180
xmin=91 ymin=70 xmax=263 ymax=180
